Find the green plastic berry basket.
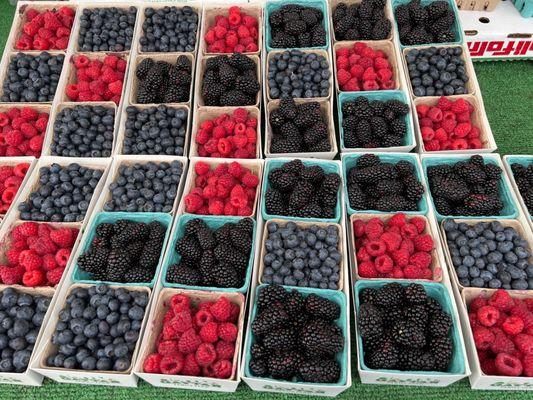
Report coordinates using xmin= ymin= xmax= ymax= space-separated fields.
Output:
xmin=243 ymin=284 xmax=349 ymax=385
xmin=265 ymin=0 xmax=331 ymax=52
xmin=354 ymin=279 xmax=466 ymax=376
xmin=504 ymin=155 xmax=533 ymax=222
xmin=341 ymin=152 xmax=429 ymax=216
xmin=421 ymin=154 xmax=519 ymax=221
xmin=391 ymin=0 xmax=465 ymax=49
xmin=160 ymin=214 xmax=256 ymax=293
xmin=337 ymin=90 xmax=416 ymax=153
xmin=71 ymin=212 xmax=173 ymax=288
xmin=512 ymin=0 xmax=533 ymax=17
xmin=261 ymin=158 xmax=342 ymax=223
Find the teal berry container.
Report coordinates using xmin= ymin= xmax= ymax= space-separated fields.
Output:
xmin=354 ymin=279 xmax=466 ymax=376
xmin=421 ymin=155 xmax=519 ymax=221
xmin=71 ymin=212 xmax=173 ymax=288
xmin=342 ymin=152 xmax=429 ymax=216
xmin=160 ymin=214 xmax=256 ymax=294
xmin=261 ymin=158 xmax=342 ymax=223
xmin=244 ymin=284 xmax=349 ymax=385
xmin=504 ymin=155 xmax=532 ymax=221
xmin=265 ymin=0 xmax=330 ymax=52
xmin=337 ymin=91 xmax=416 ymax=153
xmin=391 ymin=0 xmax=465 ymax=48
xmin=512 ymin=0 xmax=533 ymax=17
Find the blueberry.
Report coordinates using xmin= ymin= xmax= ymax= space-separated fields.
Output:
xmin=469 ymin=266 xmax=480 ymax=278
xmin=488 ymin=279 xmax=502 ymax=288
xmin=471 ymin=277 xmax=485 ymax=287
xmin=487 ymin=252 xmax=503 ymax=263
xmin=79 ymin=7 xmax=137 ymax=52
xmin=463 ymin=255 xmax=475 ymax=267
xmin=511 ymin=279 xmax=529 ymax=290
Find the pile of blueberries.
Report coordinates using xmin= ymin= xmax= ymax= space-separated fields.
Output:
xmin=122 ymin=105 xmax=188 ymax=156
xmin=0 ymin=288 xmax=50 ymax=373
xmin=267 ymin=50 xmax=331 ymax=99
xmin=46 ymin=284 xmax=147 ymax=372
xmin=1 ymin=52 xmax=64 ymax=102
xmin=262 ymin=221 xmax=341 ymax=290
xmin=51 ymin=105 xmax=115 ymax=158
xmin=18 ymin=163 xmax=104 ymax=223
xmin=78 ymin=7 xmax=137 ymax=52
xmin=444 ymin=219 xmax=533 ymax=290
xmin=405 ymin=46 xmax=469 ymax=97
xmin=103 ymin=161 xmax=183 ymax=213
xmin=140 ymin=6 xmax=198 ymax=53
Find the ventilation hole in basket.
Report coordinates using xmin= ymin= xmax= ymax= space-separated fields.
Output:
xmin=479 ymin=17 xmax=490 ymax=23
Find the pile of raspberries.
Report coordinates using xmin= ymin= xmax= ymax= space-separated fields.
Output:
xmin=135 ymin=56 xmax=192 ymax=104
xmin=201 ymin=54 xmax=260 ymax=106
xmin=511 ymin=162 xmax=533 ymax=214
xmin=0 ymin=222 xmax=78 ymax=287
xmin=358 ymin=283 xmax=454 ymax=371
xmin=269 ymin=98 xmax=331 ymax=154
xmin=353 ymin=213 xmax=435 ymax=280
xmin=418 ymin=97 xmax=483 ymax=151
xmin=336 ymin=42 xmax=395 ymax=92
xmin=184 ymin=161 xmax=259 ymax=216
xmin=342 ymin=96 xmax=409 ymax=149
xmin=265 ymin=159 xmax=341 ymax=219
xmin=268 ymin=4 xmax=326 ymax=49
xmin=395 ymin=0 xmax=457 ymax=45
xmin=332 ymin=0 xmax=391 ymax=41
xmin=15 ymin=6 xmax=74 ymax=50
xmin=195 ymin=108 xmax=257 ymax=158
xmin=204 ymin=6 xmax=259 ymax=53
xmin=347 ymin=154 xmax=425 ymax=212
xmin=0 ymin=163 xmax=30 ymax=214
xmin=0 ymin=106 xmax=48 ymax=157
xmin=143 ymin=294 xmax=240 ymax=379
xmin=427 ymin=155 xmax=504 ymax=216
xmin=65 ymin=54 xmax=127 ymax=104
xmin=469 ymin=289 xmax=533 ymax=377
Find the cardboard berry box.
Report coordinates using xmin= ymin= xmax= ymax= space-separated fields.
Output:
xmin=0 ymin=156 xmax=37 ymax=218
xmin=503 ymin=155 xmax=533 ymax=233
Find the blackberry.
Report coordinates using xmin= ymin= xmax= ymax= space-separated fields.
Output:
xmin=365 ymin=340 xmax=399 ymax=370
xmin=138 ymin=239 xmax=163 ymax=269
xmin=352 ymin=163 xmax=398 ymax=184
xmin=357 ymin=303 xmax=383 ymax=339
xmin=374 ymin=195 xmax=414 ymax=212
xmin=426 ymin=1 xmax=449 ymax=19
xmin=281 ymin=159 xmax=304 ymax=174
xmin=300 ymin=320 xmax=344 ymax=356
xmin=403 ymin=304 xmax=428 ymax=329
xmin=374 ymin=283 xmax=404 ymax=307
xmin=268 ymin=170 xmax=298 ymax=192
xmin=359 ymin=288 xmax=377 ymax=304
xmin=375 ymin=179 xmax=404 ymax=196
xmin=229 ymin=225 xmax=253 ymax=255
xmin=430 ymin=336 xmax=453 ymax=371
xmin=220 ymin=90 xmax=255 ymax=106
xmin=372 ymin=18 xmax=392 ymax=40
xmin=428 ymin=310 xmax=452 ymax=338
xmin=252 ymin=306 xmax=290 ymax=336
xmin=213 ymin=265 xmax=242 ymax=288
xmin=404 ymin=283 xmax=427 ymax=305
xmin=426 ymin=297 xmax=443 ymax=315
xmin=136 ymin=58 xmax=191 ymax=104
xmin=392 ymin=320 xmax=426 ymax=348
xmin=304 ymin=294 xmax=340 ymax=320
xmin=298 ymin=358 xmax=341 ymax=383
xmin=214 ymin=244 xmax=248 ymax=271
xmin=381 ymin=306 xmax=403 ymax=328
xmin=166 ymin=264 xmax=202 ymax=285
xmin=251 ymin=343 xmax=267 ymax=360
xmin=265 ymin=188 xmax=286 ymax=215
xmin=399 ymin=349 xmax=435 ymax=371
xmin=125 ymin=241 xmax=144 ymax=261
xmin=279 ymin=98 xmax=298 ymax=119
xmin=123 ymin=267 xmax=153 ymax=283
xmin=301 ymin=165 xmax=325 ymax=183
xmin=289 ymin=181 xmax=314 ymax=208
xmin=106 ymin=250 xmax=130 ymax=282
xmin=267 ymin=352 xmax=299 ymax=380
xmin=356 ymin=154 xmax=381 ymax=169
xmin=283 ymin=290 xmax=304 ymax=316
xmin=236 ymin=73 xmax=260 ymax=95
xmin=77 ymin=248 xmax=109 ymax=273
xmin=263 ymin=328 xmax=297 ymax=350
xmin=136 ymin=58 xmax=155 ymax=80
xmin=249 ymin=359 xmax=269 ymax=377
xmin=257 ymin=284 xmax=287 ymax=310
xmin=390 ymin=118 xmax=407 ymax=136
xmin=175 ymin=236 xmax=202 ymax=261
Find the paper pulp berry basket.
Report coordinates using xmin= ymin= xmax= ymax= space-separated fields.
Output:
xmin=354 ymin=279 xmax=470 ymax=386
xmin=261 ymin=158 xmax=343 ymax=223
xmin=70 ymin=211 xmax=173 ymax=288
xmin=337 ymin=90 xmax=416 ymax=153
xmin=160 ymin=214 xmax=256 ymax=294
xmin=264 ymin=0 xmax=331 ymax=52
xmin=243 ymin=284 xmax=349 ymax=392
xmin=341 ymin=152 xmax=429 ymax=216
xmin=420 ymin=153 xmax=519 ymax=221
xmin=503 ymin=155 xmax=533 ymax=232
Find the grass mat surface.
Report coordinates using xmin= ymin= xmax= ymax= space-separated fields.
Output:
xmin=0 ymin=2 xmax=532 ymax=399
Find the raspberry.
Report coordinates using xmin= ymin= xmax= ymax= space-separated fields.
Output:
xmin=511 ymin=303 xmax=533 ymax=329
xmin=388 ymin=213 xmax=407 ymax=227
xmin=169 ymin=310 xmax=193 ymax=334
xmin=365 ymin=219 xmax=384 ymax=239
xmin=454 ymin=122 xmax=471 ymax=138
xmin=410 ymin=251 xmax=432 ymax=269
xmin=488 ymin=289 xmax=515 ymax=312
xmin=42 ymin=254 xmax=57 ymax=271
xmin=31 ymin=236 xmax=57 ymax=256
xmin=195 ymin=343 xmax=217 ymax=367
xmin=49 ymin=228 xmax=75 ymax=248
xmin=6 ymin=249 xmax=22 ymax=266
xmin=374 ymin=255 xmax=393 ymax=274
xmin=427 ymin=107 xmax=443 ymax=122
xmin=451 ymin=98 xmax=470 ymax=114
xmin=380 ymin=232 xmax=402 ymax=252
xmin=17 ymin=221 xmax=38 ymax=237
xmin=178 ymin=328 xmax=202 ymax=354
xmin=514 ymin=333 xmax=533 ymax=355
xmin=213 ymin=359 xmax=232 ymax=379
xmin=45 ymin=267 xmax=63 ymax=286
xmin=413 ymin=234 xmax=434 ymax=252
xmin=218 ymin=323 xmax=238 ymax=342
xmin=473 ymin=326 xmax=495 ymax=350
xmin=228 ymin=303 xmax=240 ymax=323
xmin=356 ymin=246 xmax=371 ymax=262
xmin=391 ymin=249 xmax=410 ymax=267
xmin=495 ymin=353 xmax=522 ymax=376
xmin=365 ymin=240 xmax=386 ymax=257
xmin=0 ymin=265 xmax=24 ymax=285
xmin=22 ymin=269 xmax=45 ymax=287
xmin=477 ymin=306 xmax=500 ymax=327
xmin=491 ymin=332 xmax=516 ymax=354
xmin=523 ymin=354 xmax=533 ymax=377
xmin=400 ymin=224 xmax=418 ymax=239
xmin=410 ymin=217 xmax=426 ymax=234
xmin=470 ymin=296 xmax=488 ymax=312
xmin=20 ymin=251 xmax=42 ymax=271
xmin=179 ymin=353 xmax=200 ymax=376
xmin=208 ymin=199 xmax=224 ymax=215
xmin=161 ymin=323 xmax=179 ymax=341
xmin=503 ymin=316 xmax=525 ymax=336
xmin=54 ymin=248 xmax=71 ymax=267
xmin=336 ymin=69 xmax=351 ymax=86
xmin=215 ymin=340 xmax=235 ymax=360
xmin=199 ymin=322 xmax=219 ymax=343
xmin=158 ymin=340 xmax=180 ymax=356
xmin=185 ymin=194 xmax=204 ymax=213
xmin=210 ymin=296 xmax=231 ymax=322
xmin=403 ymin=264 xmax=424 ymax=279
xmin=143 ymin=353 xmax=162 ymax=373
xmin=241 ymin=172 xmax=259 ymax=188
xmin=160 ymin=354 xmax=184 ymax=375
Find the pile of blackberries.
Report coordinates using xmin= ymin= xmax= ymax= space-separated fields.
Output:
xmin=201 ymin=54 xmax=259 ymax=106
xmin=123 ymin=105 xmax=187 ymax=156
xmin=511 ymin=162 xmax=533 ymax=214
xmin=333 ymin=0 xmax=392 ymax=41
xmin=267 ymin=50 xmax=331 ymax=99
xmin=249 ymin=285 xmax=344 ymax=383
xmin=265 ymin=159 xmax=341 ymax=219
xmin=269 ymin=98 xmax=330 ymax=154
xmin=395 ymin=0 xmax=457 ymax=45
xmin=262 ymin=221 xmax=341 ymax=289
xmin=427 ymin=155 xmax=504 ymax=216
xmin=140 ymin=6 xmax=198 ymax=53
xmin=18 ymin=163 xmax=104 ymax=222
xmin=269 ymin=4 xmax=326 ymax=48
xmin=0 ymin=288 xmax=50 ymax=373
xmin=78 ymin=7 xmax=137 ymax=52
xmin=405 ymin=46 xmax=469 ymax=97
xmin=135 ymin=56 xmax=192 ymax=104
xmin=51 ymin=105 xmax=115 ymax=157
xmin=1 ymin=52 xmax=64 ymax=102
xmin=342 ymin=97 xmax=410 ymax=149
xmin=46 ymin=284 xmax=147 ymax=371
xmin=77 ymin=219 xmax=167 ymax=283
xmin=103 ymin=161 xmax=183 ymax=213
xmin=443 ymin=219 xmax=532 ymax=290
xmin=347 ymin=154 xmax=425 ymax=212
xmin=358 ymin=283 xmax=454 ymax=372
xmin=166 ymin=218 xmax=254 ymax=289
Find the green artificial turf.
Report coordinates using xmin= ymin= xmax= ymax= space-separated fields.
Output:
xmin=0 ymin=2 xmax=532 ymax=399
